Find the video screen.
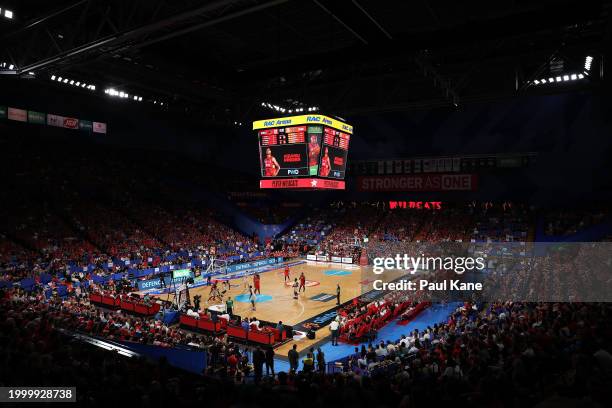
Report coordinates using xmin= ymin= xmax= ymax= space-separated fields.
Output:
xmin=318 ymin=126 xmax=350 ymax=179
xmin=259 ymin=126 xmax=309 ymax=177
xmin=258 ymin=125 xmax=327 ymax=177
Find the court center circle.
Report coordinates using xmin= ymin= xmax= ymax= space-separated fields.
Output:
xmin=284 ymin=280 xmax=320 ymax=287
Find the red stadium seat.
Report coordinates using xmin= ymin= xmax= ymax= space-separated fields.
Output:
xmin=249 ymin=330 xmax=274 ymax=345
xmin=120 ymin=300 xmax=135 ymax=311
xmin=180 ymin=314 xmax=198 ymax=328
xmin=227 ymin=325 xmax=248 ymax=340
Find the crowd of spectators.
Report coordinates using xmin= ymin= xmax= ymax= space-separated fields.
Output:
xmin=544 ymin=209 xmax=608 ymax=236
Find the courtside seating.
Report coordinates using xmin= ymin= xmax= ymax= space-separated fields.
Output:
xmin=227 ymin=325 xmax=248 ymax=340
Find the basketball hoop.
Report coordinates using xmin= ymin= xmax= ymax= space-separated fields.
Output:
xmin=206 ymin=257 xmax=229 ymax=277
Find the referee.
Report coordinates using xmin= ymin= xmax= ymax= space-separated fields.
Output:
xmin=336 ymin=283 xmax=341 ymax=305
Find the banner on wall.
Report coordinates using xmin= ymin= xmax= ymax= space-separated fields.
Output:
xmin=93 ymin=121 xmax=107 ymax=134
xmin=1 ymin=104 xmax=108 ymax=134
xmin=47 ymin=114 xmax=64 ymax=127
xmin=225 ymin=257 xmax=278 ymax=273
xmin=79 ymin=120 xmax=93 ymax=132
xmin=306 ymin=254 xmax=317 ymax=261
xmin=63 ymin=117 xmax=79 ymax=129
xmin=27 ymin=111 xmax=46 ymax=124
xmin=8 ymin=107 xmax=27 ymax=122
xmin=357 ymin=174 xmax=478 ymax=192
xmin=331 ymin=256 xmax=342 ymax=263
xmin=341 ymin=257 xmax=353 ymax=264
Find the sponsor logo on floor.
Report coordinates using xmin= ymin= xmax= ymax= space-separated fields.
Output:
xmin=310 ymin=293 xmax=336 ymax=302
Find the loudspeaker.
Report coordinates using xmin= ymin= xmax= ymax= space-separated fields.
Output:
xmin=306 ymin=329 xmax=316 ymax=340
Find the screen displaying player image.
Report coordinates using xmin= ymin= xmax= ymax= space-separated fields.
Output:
xmin=308 ymin=134 xmax=321 ymax=175
xmin=262 ymin=147 xmax=280 ymax=177
xmin=319 ymin=146 xmax=331 ymax=177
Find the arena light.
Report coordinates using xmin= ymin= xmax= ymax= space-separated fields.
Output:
xmin=51 ymin=75 xmax=56 ymax=80
xmin=585 ymin=56 xmax=593 ymax=71
xmin=531 ymin=72 xmax=587 ymax=86
xmin=4 ymin=9 xmax=13 ymax=19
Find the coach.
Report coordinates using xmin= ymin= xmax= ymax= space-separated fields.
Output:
xmin=330 ymin=318 xmax=340 ymax=346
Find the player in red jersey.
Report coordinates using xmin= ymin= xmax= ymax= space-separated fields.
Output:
xmin=253 ymin=274 xmax=261 ymax=295
xmin=299 ymin=272 xmax=306 ymax=293
xmin=319 ymin=147 xmax=331 ymax=177
xmin=263 ymin=148 xmax=280 ymax=176
xmin=308 ymin=135 xmax=320 ymax=167
xmin=284 ymin=265 xmax=290 ymax=282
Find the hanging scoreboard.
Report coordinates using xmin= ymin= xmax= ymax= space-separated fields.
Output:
xmin=254 ymin=114 xmax=353 ymax=190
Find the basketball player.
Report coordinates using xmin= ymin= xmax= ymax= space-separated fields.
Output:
xmin=284 ymin=265 xmax=290 ymax=282
xmin=208 ymin=280 xmax=221 ymax=302
xmin=299 ymin=272 xmax=306 ymax=293
xmin=319 ymin=147 xmax=331 ymax=177
xmin=263 ymin=148 xmax=280 ymax=177
xmin=242 ymin=273 xmax=250 ymax=292
xmin=253 ymin=274 xmax=261 ymax=295
xmin=292 ymin=278 xmax=299 ymax=300
xmin=249 ymin=285 xmax=256 ymax=311
xmin=221 ymin=279 xmax=230 ymax=293
xmin=308 ymin=134 xmax=320 ymax=167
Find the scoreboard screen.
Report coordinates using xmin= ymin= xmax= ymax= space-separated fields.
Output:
xmin=254 ymin=114 xmax=353 ymax=187
xmin=318 ymin=127 xmax=351 ymax=179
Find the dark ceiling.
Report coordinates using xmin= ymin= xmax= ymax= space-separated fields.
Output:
xmin=0 ymin=0 xmax=610 ymax=125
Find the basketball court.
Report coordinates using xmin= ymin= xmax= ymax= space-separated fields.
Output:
xmin=137 ymin=258 xmax=407 ymax=354
xmin=193 ymin=260 xmax=374 ymax=326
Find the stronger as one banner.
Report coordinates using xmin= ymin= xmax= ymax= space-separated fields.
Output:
xmin=357 ymin=174 xmax=477 ymax=192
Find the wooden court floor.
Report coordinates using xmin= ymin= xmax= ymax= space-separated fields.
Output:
xmin=192 ymin=261 xmax=364 ymax=326
xmin=182 ymin=260 xmax=405 ymax=355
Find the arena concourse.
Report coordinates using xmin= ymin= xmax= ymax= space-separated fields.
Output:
xmin=1 ymin=1 xmax=612 ymax=407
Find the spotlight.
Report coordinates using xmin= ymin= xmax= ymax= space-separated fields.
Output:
xmin=578 ymin=73 xmax=584 ymax=79
xmin=138 ymin=96 xmax=142 ymax=101
xmin=563 ymin=75 xmax=569 ymax=81
xmin=81 ymin=83 xmax=86 ymax=88
xmin=75 ymin=81 xmax=80 ymax=86
xmin=51 ymin=75 xmax=56 ymax=80
xmin=69 ymin=80 xmax=74 ymax=85
xmin=4 ymin=9 xmax=13 ymax=19
xmin=533 ymin=80 xmax=540 ymax=85
xmin=570 ymin=74 xmax=577 ymax=80
xmin=63 ymin=78 xmax=68 ymax=83
xmin=8 ymin=64 xmax=14 ymax=69
xmin=585 ymin=56 xmax=593 ymax=71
